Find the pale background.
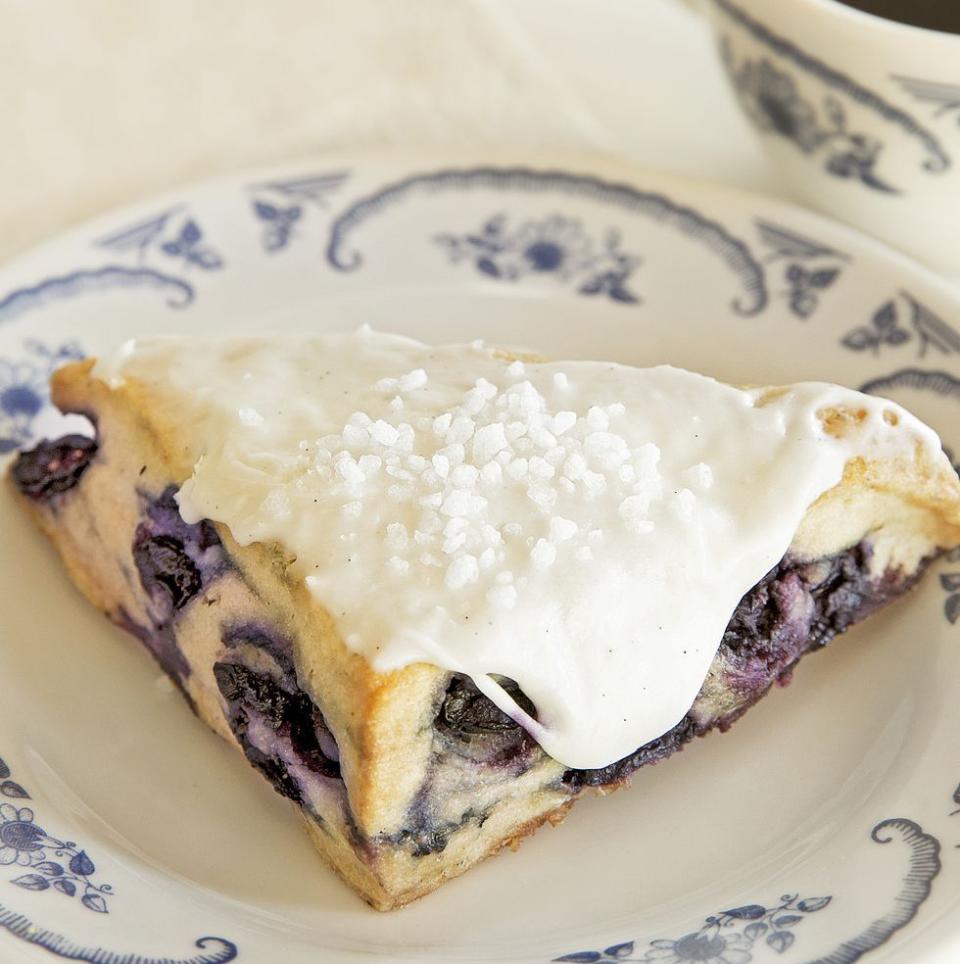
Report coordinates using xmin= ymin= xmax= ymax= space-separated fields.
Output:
xmin=1 ymin=4 xmax=958 ymax=963
xmin=0 ymin=0 xmax=781 ymax=264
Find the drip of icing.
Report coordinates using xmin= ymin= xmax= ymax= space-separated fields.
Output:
xmin=99 ymin=329 xmax=942 ymax=769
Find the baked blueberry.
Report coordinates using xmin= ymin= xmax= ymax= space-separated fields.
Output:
xmin=11 ymin=435 xmax=97 ymax=500
xmin=133 ymin=533 xmax=203 ymax=610
xmin=438 ymin=674 xmax=537 ymax=736
xmin=214 ymin=657 xmax=342 ymax=805
xmin=132 ymin=486 xmax=227 ymax=613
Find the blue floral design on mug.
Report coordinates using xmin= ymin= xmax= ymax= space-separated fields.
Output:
xmin=723 ymin=49 xmax=895 ymax=193
xmin=712 ymin=0 xmax=950 ymax=182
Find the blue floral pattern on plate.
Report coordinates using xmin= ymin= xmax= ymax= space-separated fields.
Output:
xmin=158 ymin=220 xmax=223 ymax=271
xmin=95 ymin=207 xmax=224 ymax=271
xmin=0 ymin=340 xmax=84 ymax=453
xmin=0 ymin=758 xmax=111 ymax=914
xmin=555 ymin=894 xmax=830 ymax=962
xmin=553 ymin=819 xmax=941 ymax=963
xmin=938 ymin=548 xmax=960 ymax=626
xmin=754 ymin=219 xmax=846 ymax=318
xmin=842 ymin=293 xmax=960 ymax=357
xmin=252 ymin=200 xmax=304 ymax=253
xmin=249 ymin=170 xmax=348 ymax=252
xmin=325 ymin=166 xmax=769 ymax=314
xmin=436 ymin=214 xmax=640 ymax=304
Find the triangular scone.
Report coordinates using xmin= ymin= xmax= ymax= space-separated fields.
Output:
xmin=9 ymin=332 xmax=960 ymax=910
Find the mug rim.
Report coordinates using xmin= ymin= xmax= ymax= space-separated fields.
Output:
xmin=799 ymin=0 xmax=959 ymax=41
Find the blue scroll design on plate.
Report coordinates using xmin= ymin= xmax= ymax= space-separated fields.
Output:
xmin=0 ymin=908 xmax=238 ymax=964
xmin=858 ymin=367 xmax=960 ymax=435
xmin=553 ymin=818 xmax=941 ymax=963
xmin=809 ymin=819 xmax=940 ymax=964
xmin=0 ymin=267 xmax=193 ymax=327
xmin=325 ymin=166 xmax=768 ymax=315
xmin=0 ymin=205 xmax=226 ymax=325
xmin=713 ymin=0 xmax=949 ymax=176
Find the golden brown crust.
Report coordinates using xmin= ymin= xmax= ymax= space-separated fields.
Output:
xmin=316 ymin=799 xmax=576 ymax=912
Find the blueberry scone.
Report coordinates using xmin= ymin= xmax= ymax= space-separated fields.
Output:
xmin=9 ymin=329 xmax=960 ymax=910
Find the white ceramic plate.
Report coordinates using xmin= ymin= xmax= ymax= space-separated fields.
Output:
xmin=1 ymin=155 xmax=959 ymax=964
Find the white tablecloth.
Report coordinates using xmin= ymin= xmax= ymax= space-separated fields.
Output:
xmin=0 ymin=0 xmax=781 ymax=264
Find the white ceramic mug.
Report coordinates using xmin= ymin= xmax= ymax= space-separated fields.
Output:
xmin=693 ymin=0 xmax=960 ymax=277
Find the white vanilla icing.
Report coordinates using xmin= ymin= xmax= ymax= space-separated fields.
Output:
xmin=99 ymin=329 xmax=941 ymax=769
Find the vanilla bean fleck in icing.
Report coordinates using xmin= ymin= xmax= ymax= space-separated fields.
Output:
xmin=100 ymin=329 xmax=941 ymax=769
